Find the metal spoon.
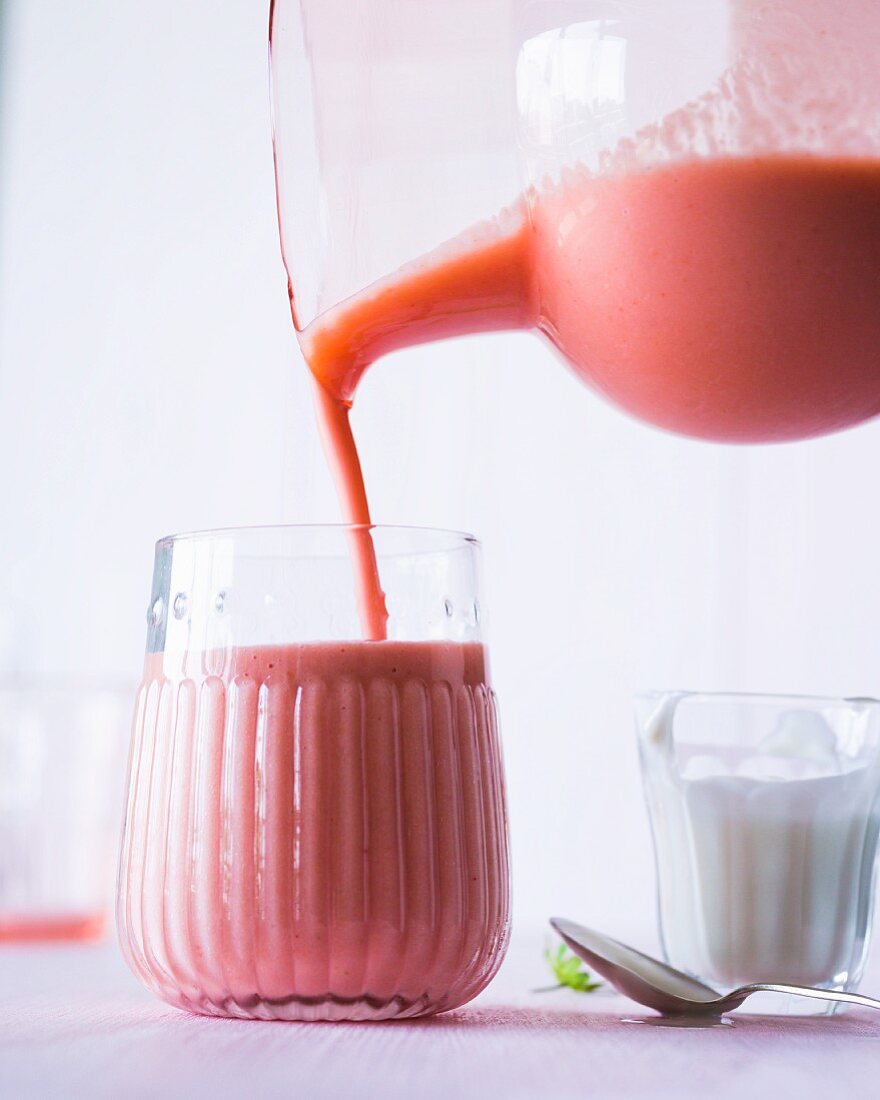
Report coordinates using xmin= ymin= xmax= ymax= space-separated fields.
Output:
xmin=551 ymin=917 xmax=880 ymax=1018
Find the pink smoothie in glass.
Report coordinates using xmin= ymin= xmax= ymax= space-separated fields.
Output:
xmin=118 ymin=640 xmax=509 ymax=1020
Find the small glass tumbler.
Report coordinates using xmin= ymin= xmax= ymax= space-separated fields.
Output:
xmin=0 ymin=679 xmax=131 ymax=942
xmin=117 ymin=525 xmax=510 ymax=1021
xmin=636 ymin=691 xmax=880 ymax=1014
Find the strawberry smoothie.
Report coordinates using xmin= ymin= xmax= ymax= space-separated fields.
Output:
xmin=300 ymin=154 xmax=880 ymax=633
xmin=534 ymin=156 xmax=880 ymax=443
xmin=305 ymin=154 xmax=880 ymax=444
xmin=118 ymin=641 xmax=509 ymax=1021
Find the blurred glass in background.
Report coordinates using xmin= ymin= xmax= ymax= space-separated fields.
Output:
xmin=0 ymin=681 xmax=130 ymax=941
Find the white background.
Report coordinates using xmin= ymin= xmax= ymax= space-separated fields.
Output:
xmin=2 ymin=0 xmax=880 ymax=936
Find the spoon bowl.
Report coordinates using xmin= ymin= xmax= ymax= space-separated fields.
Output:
xmin=551 ymin=918 xmax=880 ymax=1018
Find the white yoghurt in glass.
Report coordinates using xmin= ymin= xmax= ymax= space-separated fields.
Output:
xmin=637 ymin=693 xmax=880 ymax=992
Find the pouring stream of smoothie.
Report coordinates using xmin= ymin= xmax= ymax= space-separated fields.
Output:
xmin=300 ymin=209 xmax=536 ymax=639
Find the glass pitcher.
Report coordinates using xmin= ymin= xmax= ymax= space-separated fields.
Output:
xmin=270 ymin=0 xmax=880 ymax=444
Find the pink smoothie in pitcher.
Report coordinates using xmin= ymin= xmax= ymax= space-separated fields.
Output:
xmin=119 ymin=641 xmax=509 ymax=1020
xmin=305 ymin=154 xmax=880 ymax=443
xmin=301 ymin=154 xmax=880 ymax=635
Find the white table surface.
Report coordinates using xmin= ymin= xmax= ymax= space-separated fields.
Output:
xmin=2 ymin=931 xmax=879 ymax=1099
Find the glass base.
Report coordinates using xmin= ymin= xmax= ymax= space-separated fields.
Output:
xmin=163 ymin=990 xmax=455 ymax=1022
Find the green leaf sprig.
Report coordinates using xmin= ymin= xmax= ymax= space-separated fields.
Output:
xmin=535 ymin=943 xmax=603 ymax=994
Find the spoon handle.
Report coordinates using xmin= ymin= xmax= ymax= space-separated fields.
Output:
xmin=740 ymin=983 xmax=880 ymax=1011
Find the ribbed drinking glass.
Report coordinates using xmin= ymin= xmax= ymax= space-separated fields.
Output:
xmin=117 ymin=525 xmax=510 ymax=1021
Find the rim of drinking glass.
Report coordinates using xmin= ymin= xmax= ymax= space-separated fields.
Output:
xmin=635 ymin=688 xmax=880 ymax=709
xmin=156 ymin=523 xmax=480 ymax=551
